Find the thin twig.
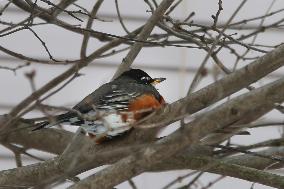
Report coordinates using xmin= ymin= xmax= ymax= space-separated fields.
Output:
xmin=115 ymin=0 xmax=130 ymax=34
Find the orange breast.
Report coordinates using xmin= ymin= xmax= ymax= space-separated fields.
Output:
xmin=123 ymin=94 xmax=164 ymax=121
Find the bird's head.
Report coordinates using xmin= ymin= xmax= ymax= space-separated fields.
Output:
xmin=118 ymin=69 xmax=166 ymax=86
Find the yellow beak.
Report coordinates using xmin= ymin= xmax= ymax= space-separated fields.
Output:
xmin=151 ymin=77 xmax=166 ymax=85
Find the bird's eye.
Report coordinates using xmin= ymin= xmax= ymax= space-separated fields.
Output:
xmin=141 ymin=76 xmax=151 ymax=81
xmin=140 ymin=76 xmax=152 ymax=84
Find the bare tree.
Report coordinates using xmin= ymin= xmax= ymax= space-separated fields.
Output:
xmin=1 ymin=0 xmax=284 ymax=188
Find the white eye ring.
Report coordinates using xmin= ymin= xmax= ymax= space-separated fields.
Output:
xmin=141 ymin=76 xmax=151 ymax=81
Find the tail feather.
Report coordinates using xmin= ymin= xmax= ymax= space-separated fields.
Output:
xmin=32 ymin=121 xmax=51 ymax=131
xmin=32 ymin=112 xmax=77 ymax=131
xmin=215 ymin=129 xmax=251 ymax=135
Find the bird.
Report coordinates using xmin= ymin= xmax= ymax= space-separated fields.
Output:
xmin=33 ymin=69 xmax=166 ymax=143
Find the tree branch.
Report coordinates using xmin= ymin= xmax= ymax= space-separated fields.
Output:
xmin=112 ymin=0 xmax=175 ymax=79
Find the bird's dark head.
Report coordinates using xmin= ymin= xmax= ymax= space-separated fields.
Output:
xmin=118 ymin=69 xmax=166 ymax=85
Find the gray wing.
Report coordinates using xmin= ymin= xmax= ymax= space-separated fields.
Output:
xmin=73 ymin=83 xmax=142 ymax=114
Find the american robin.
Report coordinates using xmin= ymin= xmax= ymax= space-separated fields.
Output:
xmin=33 ymin=69 xmax=166 ymax=143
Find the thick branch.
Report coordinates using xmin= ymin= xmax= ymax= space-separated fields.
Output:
xmin=139 ymin=43 xmax=284 ymax=128
xmin=162 ymin=156 xmax=284 ymax=189
xmin=152 ymin=147 xmax=284 ymax=172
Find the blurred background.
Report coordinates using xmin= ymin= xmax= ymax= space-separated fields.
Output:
xmin=1 ymin=0 xmax=284 ymax=188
